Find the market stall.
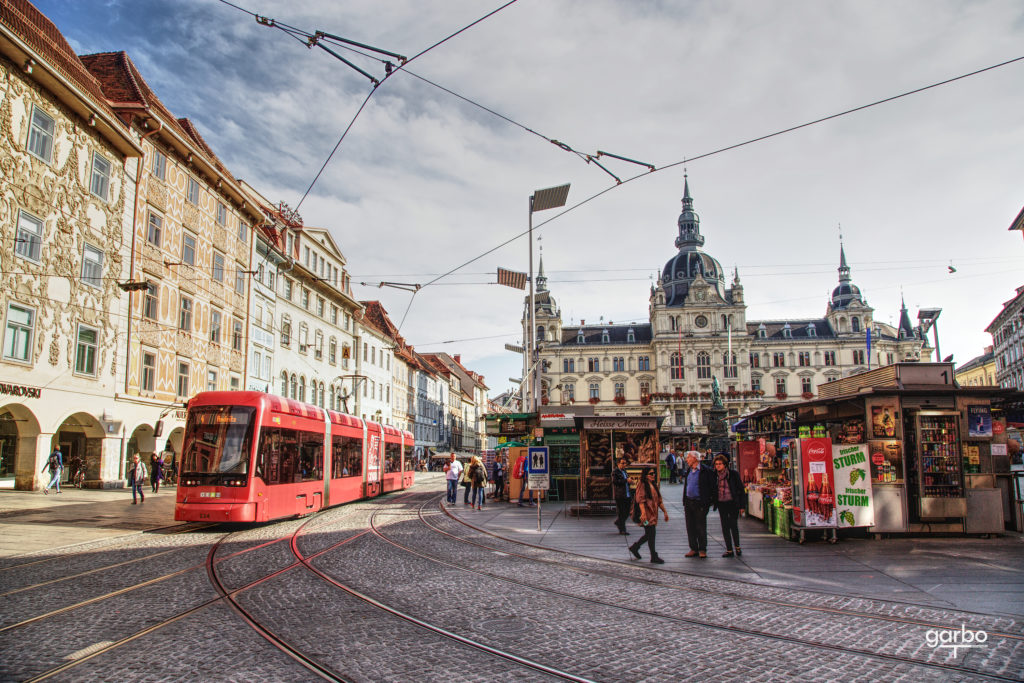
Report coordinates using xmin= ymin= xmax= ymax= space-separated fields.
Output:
xmin=577 ymin=416 xmax=662 ymax=504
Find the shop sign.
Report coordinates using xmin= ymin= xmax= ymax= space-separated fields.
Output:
xmin=991 ymin=443 xmax=1007 ymax=456
xmin=831 ymin=444 xmax=874 ymax=527
xmin=0 ymin=382 xmax=42 ymax=398
xmin=174 ymin=409 xmax=187 ymax=420
xmin=992 ymin=419 xmax=1006 ymax=436
xmin=967 ymin=405 xmax=993 ymax=438
xmin=584 ymin=417 xmax=657 ymax=430
xmin=800 ymin=438 xmax=836 ymax=527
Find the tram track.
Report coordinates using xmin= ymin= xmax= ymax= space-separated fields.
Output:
xmin=351 ymin=493 xmax=1021 ymax=682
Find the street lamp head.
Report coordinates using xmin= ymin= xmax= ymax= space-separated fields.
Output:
xmin=531 ymin=184 xmax=571 ymax=212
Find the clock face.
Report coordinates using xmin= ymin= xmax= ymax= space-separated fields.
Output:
xmin=694 ymin=315 xmax=708 ymax=328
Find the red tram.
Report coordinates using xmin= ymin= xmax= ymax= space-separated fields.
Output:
xmin=175 ymin=391 xmax=415 ymax=523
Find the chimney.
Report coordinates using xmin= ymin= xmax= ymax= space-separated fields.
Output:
xmin=454 ymin=354 xmax=461 ymax=364
xmin=580 ymin=319 xmax=585 ymax=325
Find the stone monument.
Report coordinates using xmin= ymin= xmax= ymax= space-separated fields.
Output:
xmin=707 ymin=376 xmax=731 ymax=457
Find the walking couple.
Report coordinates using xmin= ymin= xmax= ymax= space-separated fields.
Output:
xmin=682 ymin=452 xmax=746 ymax=558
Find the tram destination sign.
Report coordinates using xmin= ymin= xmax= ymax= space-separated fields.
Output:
xmin=0 ymin=382 xmax=42 ymax=398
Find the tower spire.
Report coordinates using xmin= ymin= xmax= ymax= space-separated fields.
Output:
xmin=675 ymin=172 xmax=704 ymax=250
xmin=536 ymin=253 xmax=547 ymax=292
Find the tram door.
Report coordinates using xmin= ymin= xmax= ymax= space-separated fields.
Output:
xmin=364 ymin=423 xmax=383 ymax=497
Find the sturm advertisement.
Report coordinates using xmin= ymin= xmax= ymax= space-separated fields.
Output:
xmin=831 ymin=444 xmax=875 ymax=527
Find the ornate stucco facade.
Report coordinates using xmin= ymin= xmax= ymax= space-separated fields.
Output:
xmin=526 ymin=178 xmax=933 ymax=430
xmin=0 ymin=2 xmax=142 ymax=489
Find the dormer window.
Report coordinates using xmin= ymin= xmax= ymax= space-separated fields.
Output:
xmin=601 ymin=329 xmax=610 ymax=344
xmin=627 ymin=328 xmax=635 ymax=343
xmin=577 ymin=329 xmax=585 ymax=344
xmin=806 ymin=323 xmax=817 ymax=338
xmin=757 ymin=323 xmax=767 ymax=339
xmin=782 ymin=323 xmax=792 ymax=339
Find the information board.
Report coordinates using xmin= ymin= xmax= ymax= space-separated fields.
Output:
xmin=527 ymin=446 xmax=549 ymax=490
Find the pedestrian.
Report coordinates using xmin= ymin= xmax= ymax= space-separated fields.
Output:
xmin=41 ymin=445 xmax=63 ymax=494
xmin=128 ymin=453 xmax=148 ymax=504
xmin=460 ymin=458 xmax=474 ymax=505
xmin=513 ymin=451 xmax=532 ymax=507
xmin=666 ymin=450 xmax=678 ymax=484
xmin=713 ymin=454 xmax=747 ymax=557
xmin=612 ymin=456 xmax=632 ymax=535
xmin=628 ymin=467 xmax=669 ymax=564
xmin=491 ymin=459 xmax=505 ymax=500
xmin=151 ymin=451 xmax=164 ymax=493
xmin=161 ymin=442 xmax=176 ymax=484
xmin=682 ymin=450 xmax=715 ymax=558
xmin=443 ymin=453 xmax=462 ymax=505
xmin=468 ymin=455 xmax=488 ymax=510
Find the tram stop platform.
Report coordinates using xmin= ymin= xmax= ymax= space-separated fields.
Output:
xmin=444 ymin=478 xmax=1024 ymax=619
xmin=0 ymin=485 xmax=180 ymax=558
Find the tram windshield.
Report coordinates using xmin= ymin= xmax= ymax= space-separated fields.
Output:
xmin=181 ymin=406 xmax=256 ymax=480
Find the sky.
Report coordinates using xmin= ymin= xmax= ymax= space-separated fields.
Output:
xmin=39 ymin=0 xmax=1024 ymax=398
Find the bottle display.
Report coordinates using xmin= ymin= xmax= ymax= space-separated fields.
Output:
xmin=918 ymin=415 xmax=963 ymax=498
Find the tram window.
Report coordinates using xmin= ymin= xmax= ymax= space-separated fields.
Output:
xmin=299 ymin=432 xmax=323 ymax=481
xmin=331 ymin=434 xmax=362 ymax=478
xmin=385 ymin=443 xmax=401 ymax=473
xmin=257 ymin=427 xmax=302 ymax=484
xmin=403 ymin=444 xmax=414 ymax=471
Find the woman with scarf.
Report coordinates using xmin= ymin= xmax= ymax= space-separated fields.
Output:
xmin=467 ymin=456 xmax=488 ymax=510
xmin=628 ymin=467 xmax=668 ymax=564
xmin=712 ymin=454 xmax=747 ymax=557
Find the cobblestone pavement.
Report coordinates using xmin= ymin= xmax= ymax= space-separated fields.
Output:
xmin=1 ymin=474 xmax=1021 ymax=681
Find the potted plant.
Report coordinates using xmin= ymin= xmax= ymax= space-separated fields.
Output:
xmin=614 ymin=395 xmax=626 ymax=405
xmin=589 ymin=397 xmax=600 ymax=404
xmin=775 ymin=392 xmax=788 ymax=400
xmin=801 ymin=391 xmax=814 ymax=399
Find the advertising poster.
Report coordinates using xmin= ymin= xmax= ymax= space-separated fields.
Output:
xmin=870 ymin=402 xmax=898 ymax=438
xmin=366 ymin=434 xmax=381 ymax=483
xmin=799 ymin=438 xmax=836 ymax=527
xmin=831 ymin=444 xmax=874 ymax=527
xmin=967 ymin=405 xmax=993 ymax=438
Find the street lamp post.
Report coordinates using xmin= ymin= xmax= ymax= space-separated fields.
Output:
xmin=527 ymin=184 xmax=570 ymax=413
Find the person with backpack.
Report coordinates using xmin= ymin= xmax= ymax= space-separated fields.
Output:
xmin=490 ymin=459 xmax=505 ymax=501
xmin=127 ymin=453 xmax=148 ymax=504
xmin=41 ymin=445 xmax=63 ymax=494
xmin=151 ymin=451 xmax=164 ymax=494
xmin=467 ymin=456 xmax=488 ymax=510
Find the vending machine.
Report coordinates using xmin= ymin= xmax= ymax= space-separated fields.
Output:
xmin=913 ymin=412 xmax=966 ymax=519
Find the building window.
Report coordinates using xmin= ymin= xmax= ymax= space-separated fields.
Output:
xmin=283 ymin=278 xmax=293 ymax=300
xmin=807 ymin=324 xmax=817 ymax=338
xmin=317 ymin=297 xmax=325 ymax=318
xmin=216 ymin=202 xmax=227 ymax=226
xmin=639 ymin=381 xmax=650 ymax=398
xmin=589 ymin=382 xmax=600 ymax=399
xmin=824 ymin=351 xmax=836 ymax=366
xmin=302 ymin=289 xmax=310 ymax=309
xmin=3 ymin=303 xmax=35 ymax=362
xmin=178 ymin=294 xmax=193 ymax=331
xmin=212 ymin=253 xmax=225 ymax=282
xmin=210 ymin=309 xmax=222 ymax=344
xmin=182 ymin=233 xmax=196 ymax=266
xmin=15 ymin=210 xmax=43 ymax=263
xmin=27 ymin=106 xmax=55 ymax=162
xmin=724 ymin=352 xmax=737 ymax=378
xmin=281 ymin=319 xmax=291 ymax=347
xmin=290 ymin=374 xmax=297 ymax=399
xmin=749 ymin=352 xmax=760 ymax=368
xmin=330 ymin=305 xmax=338 ymax=325
xmin=280 ymin=372 xmax=288 ymax=396
xmin=563 ymin=358 xmax=574 ymax=373
xmin=601 ymin=329 xmax=610 ymax=344
xmin=639 ymin=356 xmax=651 ymax=371
xmin=238 ymin=219 xmax=248 ymax=243
xmin=773 ymin=352 xmax=786 ymax=368
xmin=232 ymin=318 xmax=243 ymax=351
xmin=751 ymin=375 xmax=761 ymax=393
xmin=563 ymin=383 xmax=575 ymax=402
xmin=697 ymin=351 xmax=711 ymax=379
xmin=230 ymin=375 xmax=240 ymax=391
xmin=141 ymin=350 xmax=156 ymax=392
xmin=177 ymin=361 xmax=190 ymax=398
xmin=263 ymin=355 xmax=271 ymax=381
xmin=147 ymin=210 xmax=163 ymax=246
xmin=886 ymin=352 xmax=895 ymax=365
xmin=670 ymin=352 xmax=684 ymax=380
xmin=852 ymin=349 xmax=866 ymax=365
xmin=577 ymin=330 xmax=585 ymax=344
xmin=314 ymin=331 xmax=324 ymax=360
xmin=299 ymin=377 xmax=307 ymax=402
xmin=234 ymin=266 xmax=245 ymax=294
xmin=798 ymin=351 xmax=811 ymax=367
xmin=614 ymin=382 xmax=625 ymax=398
xmin=89 ymin=152 xmax=111 ymax=201
xmin=774 ymin=377 xmax=787 ymax=396
xmin=627 ymin=328 xmax=636 ymax=343
xmin=207 ymin=370 xmax=218 ymax=391
xmin=81 ymin=243 xmax=103 ymax=289
xmin=613 ymin=356 xmax=625 ymax=372
xmin=143 ymin=282 xmax=159 ymax=320
xmin=801 ymin=376 xmax=813 ymax=394
xmin=586 ymin=357 xmax=599 ymax=372
xmin=151 ymin=149 xmax=166 ymax=180
xmin=303 ymin=246 xmax=310 ymax=268
xmin=329 ymin=338 xmax=337 ymax=364
xmin=186 ymin=176 xmax=200 ymax=205
xmin=852 ymin=317 xmax=861 ymax=333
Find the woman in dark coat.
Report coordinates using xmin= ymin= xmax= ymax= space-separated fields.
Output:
xmin=628 ymin=467 xmax=669 ymax=564
xmin=712 ymin=454 xmax=747 ymax=557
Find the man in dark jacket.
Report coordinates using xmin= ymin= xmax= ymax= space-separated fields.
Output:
xmin=682 ymin=451 xmax=715 ymax=558
xmin=611 ymin=457 xmax=632 ymax=535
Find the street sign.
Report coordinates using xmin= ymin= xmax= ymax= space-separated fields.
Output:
xmin=527 ymin=446 xmax=549 ymax=490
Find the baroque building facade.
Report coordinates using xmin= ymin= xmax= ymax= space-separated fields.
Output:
xmin=526 ymin=177 xmax=932 ymax=429
xmin=986 ymin=286 xmax=1024 ymax=390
